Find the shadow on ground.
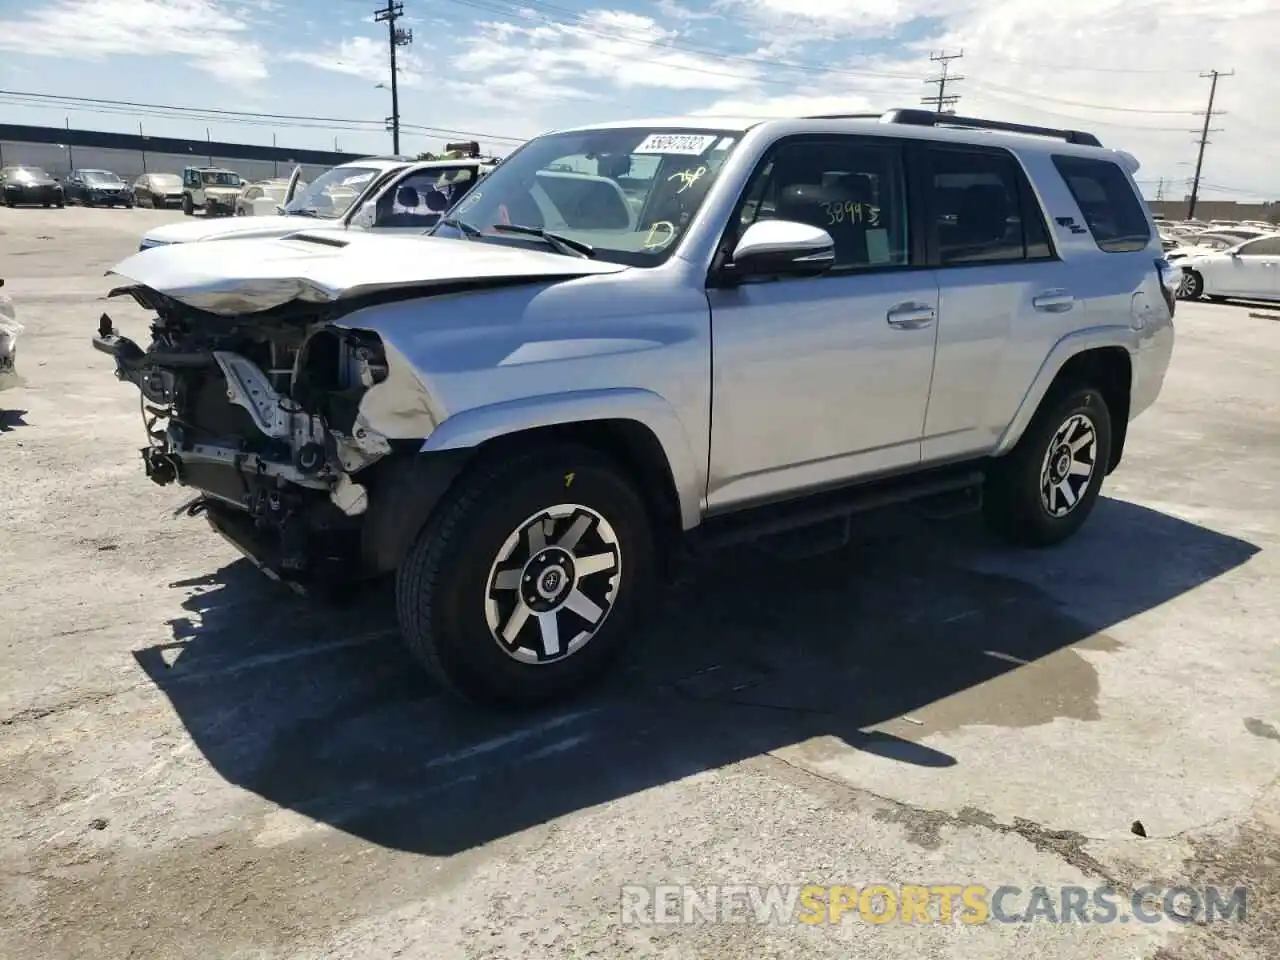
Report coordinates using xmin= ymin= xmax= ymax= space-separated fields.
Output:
xmin=133 ymin=497 xmax=1259 ymax=856
xmin=0 ymin=407 xmax=27 ymax=430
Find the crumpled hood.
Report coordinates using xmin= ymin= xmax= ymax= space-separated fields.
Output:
xmin=143 ymin=214 xmax=336 ymax=245
xmin=107 ymin=230 xmax=629 ymax=315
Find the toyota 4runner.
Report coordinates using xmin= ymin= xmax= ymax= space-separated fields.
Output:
xmin=92 ymin=108 xmax=1177 ymax=706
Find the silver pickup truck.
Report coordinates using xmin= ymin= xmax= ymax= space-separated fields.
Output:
xmin=92 ymin=108 xmax=1176 ymax=706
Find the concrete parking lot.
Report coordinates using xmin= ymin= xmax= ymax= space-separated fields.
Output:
xmin=1 ymin=205 xmax=1277 ymax=960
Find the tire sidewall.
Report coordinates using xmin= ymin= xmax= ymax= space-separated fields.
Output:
xmin=418 ymin=452 xmax=655 ymax=704
xmin=994 ymin=386 xmax=1113 ymax=544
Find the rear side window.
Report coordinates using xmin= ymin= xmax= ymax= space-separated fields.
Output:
xmin=927 ymin=146 xmax=1054 ymax=265
xmin=1052 ymin=155 xmax=1151 ymax=253
xmin=1237 ymin=237 xmax=1280 ymax=256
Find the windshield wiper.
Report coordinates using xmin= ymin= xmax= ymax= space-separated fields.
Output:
xmin=437 ymin=217 xmax=482 ymax=240
xmin=489 ymin=223 xmax=594 ymax=258
xmin=287 ymin=207 xmax=321 ymax=218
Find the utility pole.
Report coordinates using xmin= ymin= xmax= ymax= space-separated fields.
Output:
xmin=922 ymin=50 xmax=964 ymax=114
xmin=375 ymin=1 xmax=413 ymax=154
xmin=1187 ymin=69 xmax=1232 ymax=221
xmin=1155 ymin=178 xmax=1165 ymax=201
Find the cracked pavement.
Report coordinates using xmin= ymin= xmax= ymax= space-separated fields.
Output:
xmin=1 ymin=206 xmax=1278 ymax=959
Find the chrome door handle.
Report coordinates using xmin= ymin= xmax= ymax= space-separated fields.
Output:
xmin=1032 ymin=290 xmax=1075 ymax=313
xmin=886 ymin=302 xmax=936 ymax=329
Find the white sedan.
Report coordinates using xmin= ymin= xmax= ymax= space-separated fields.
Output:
xmin=1176 ymin=233 xmax=1280 ymax=303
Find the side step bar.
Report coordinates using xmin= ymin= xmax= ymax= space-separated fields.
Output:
xmin=690 ymin=463 xmax=986 ymax=552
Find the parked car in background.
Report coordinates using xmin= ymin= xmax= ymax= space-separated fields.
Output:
xmin=0 ymin=166 xmax=64 ymax=208
xmin=63 ymin=169 xmax=134 ymax=208
xmin=133 ymin=173 xmax=185 ymax=209
xmin=235 ymin=178 xmax=294 ymax=217
xmin=1164 ymin=231 xmax=1252 ymax=262
xmin=137 ymin=154 xmax=497 ymax=250
xmin=1177 ymin=233 xmax=1280 ymax=302
xmin=180 ymin=166 xmax=244 ymax=216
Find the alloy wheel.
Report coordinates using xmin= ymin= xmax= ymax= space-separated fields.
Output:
xmin=484 ymin=504 xmax=622 ymax=665
xmin=1039 ymin=413 xmax=1098 ymax=518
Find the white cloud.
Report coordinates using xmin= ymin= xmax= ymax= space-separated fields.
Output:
xmin=449 ymin=9 xmax=760 ymax=100
xmin=284 ymin=36 xmax=427 ymax=87
xmin=699 ymin=0 xmax=1280 ymax=200
xmin=0 ymin=0 xmax=269 ymax=85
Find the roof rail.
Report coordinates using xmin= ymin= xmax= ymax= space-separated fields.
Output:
xmin=878 ymin=108 xmax=1103 ymax=147
xmin=803 ymin=112 xmax=884 ymax=120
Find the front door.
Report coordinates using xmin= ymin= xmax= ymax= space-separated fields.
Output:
xmin=705 ymin=134 xmax=938 ymax=512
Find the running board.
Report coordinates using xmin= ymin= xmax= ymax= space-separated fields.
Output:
xmin=690 ymin=464 xmax=986 ymax=552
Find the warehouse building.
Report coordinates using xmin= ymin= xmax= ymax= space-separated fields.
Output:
xmin=0 ymin=122 xmax=364 ymax=184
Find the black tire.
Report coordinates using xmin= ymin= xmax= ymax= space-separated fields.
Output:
xmin=395 ymin=444 xmax=656 ymax=706
xmin=1178 ymin=269 xmax=1204 ymax=300
xmin=182 ymin=194 xmax=194 ymax=216
xmin=983 ymin=384 xmax=1113 ymax=547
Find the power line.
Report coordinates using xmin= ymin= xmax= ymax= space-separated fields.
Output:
xmin=922 ymin=50 xmax=964 ymax=114
xmin=374 ymin=1 xmax=413 ymax=154
xmin=1187 ymin=69 xmax=1233 ymax=220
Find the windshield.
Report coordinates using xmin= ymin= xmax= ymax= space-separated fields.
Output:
xmin=284 ymin=165 xmax=382 ymax=218
xmin=432 ymin=127 xmax=742 ymax=265
xmin=83 ymin=171 xmax=122 ymax=184
xmin=11 ymin=168 xmax=50 ymax=182
xmin=151 ymin=174 xmax=182 ymax=188
xmin=201 ymin=171 xmax=242 ymax=187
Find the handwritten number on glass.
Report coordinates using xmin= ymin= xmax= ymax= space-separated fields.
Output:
xmin=667 ymin=166 xmax=708 ymax=195
xmin=821 ymin=201 xmax=880 ymax=227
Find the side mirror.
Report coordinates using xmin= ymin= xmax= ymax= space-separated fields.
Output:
xmin=727 ymin=220 xmax=835 ymax=280
xmin=350 ymin=204 xmax=375 ymax=229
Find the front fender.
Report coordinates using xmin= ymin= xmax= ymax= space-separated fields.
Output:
xmin=992 ymin=324 xmax=1138 ymax=457
xmin=420 ymin=387 xmax=705 ymax=529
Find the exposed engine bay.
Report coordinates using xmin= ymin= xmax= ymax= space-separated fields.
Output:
xmin=93 ymin=285 xmax=407 ymax=583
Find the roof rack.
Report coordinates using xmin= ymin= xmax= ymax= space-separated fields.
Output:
xmin=802 ymin=109 xmax=1101 ymax=147
xmin=880 ymin=108 xmax=1102 ymax=147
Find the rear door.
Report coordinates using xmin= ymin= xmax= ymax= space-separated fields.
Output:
xmin=918 ymin=143 xmax=1069 ymax=463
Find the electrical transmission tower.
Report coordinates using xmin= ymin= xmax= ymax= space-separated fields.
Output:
xmin=374 ymin=1 xmax=413 ymax=154
xmin=922 ymin=50 xmax=964 ymax=114
xmin=1186 ymin=68 xmax=1233 ymax=221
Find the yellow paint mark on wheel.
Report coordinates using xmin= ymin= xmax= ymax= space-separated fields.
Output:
xmin=565 ymin=472 xmax=575 ymax=488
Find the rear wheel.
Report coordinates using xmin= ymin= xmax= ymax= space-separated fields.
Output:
xmin=1178 ymin=269 xmax=1204 ymax=300
xmin=395 ymin=445 xmax=656 ymax=706
xmin=983 ymin=384 xmax=1113 ymax=547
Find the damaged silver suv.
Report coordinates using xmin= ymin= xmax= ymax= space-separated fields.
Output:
xmin=93 ymin=109 xmax=1176 ymax=705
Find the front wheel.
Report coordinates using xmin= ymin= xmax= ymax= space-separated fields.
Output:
xmin=1177 ymin=269 xmax=1204 ymax=300
xmin=983 ymin=385 xmax=1113 ymax=547
xmin=395 ymin=445 xmax=656 ymax=706
xmin=182 ymin=195 xmax=194 ymax=216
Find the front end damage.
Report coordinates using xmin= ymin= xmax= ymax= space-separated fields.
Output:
xmin=93 ymin=285 xmax=429 ymax=586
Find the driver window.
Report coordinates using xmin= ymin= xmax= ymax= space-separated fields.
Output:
xmin=376 ymin=168 xmax=474 ymax=226
xmin=740 ymin=139 xmax=910 ymax=270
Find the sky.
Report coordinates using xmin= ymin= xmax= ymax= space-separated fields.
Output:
xmin=0 ymin=0 xmax=1276 ymax=202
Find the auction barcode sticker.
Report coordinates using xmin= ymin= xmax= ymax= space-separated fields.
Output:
xmin=634 ymin=134 xmax=719 ymax=156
